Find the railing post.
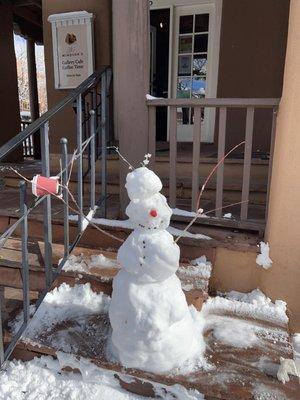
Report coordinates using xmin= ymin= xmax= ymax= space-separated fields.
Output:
xmin=76 ymin=94 xmax=84 ymax=231
xmin=215 ymin=107 xmax=227 ymax=218
xmin=101 ymin=71 xmax=107 ymax=217
xmin=148 ymin=106 xmax=156 ymax=170
xmin=266 ymin=107 xmax=278 ymax=220
xmin=60 ymin=138 xmax=69 ymax=259
xmin=169 ymin=106 xmax=177 ymax=208
xmin=241 ymin=107 xmax=255 ymax=220
xmin=0 ymin=298 xmax=3 ymax=366
xmin=192 ymin=107 xmax=202 ymax=211
xmin=40 ymin=122 xmax=53 ymax=288
xmin=89 ymin=110 xmax=96 ymax=209
xmin=20 ymin=181 xmax=30 ymax=323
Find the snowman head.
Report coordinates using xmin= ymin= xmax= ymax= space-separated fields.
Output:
xmin=125 ymin=167 xmax=172 ymax=231
xmin=126 ymin=192 xmax=172 ymax=231
xmin=125 ymin=167 xmax=162 ymax=201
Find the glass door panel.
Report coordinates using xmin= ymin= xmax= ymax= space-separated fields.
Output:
xmin=173 ymin=8 xmax=211 ymax=142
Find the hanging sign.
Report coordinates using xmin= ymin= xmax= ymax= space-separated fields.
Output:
xmin=48 ymin=11 xmax=94 ymax=89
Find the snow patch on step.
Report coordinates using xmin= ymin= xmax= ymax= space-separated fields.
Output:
xmin=0 ymin=355 xmax=147 ymax=400
xmin=69 ymin=215 xmax=212 ymax=240
xmin=10 ymin=283 xmax=110 ymax=340
xmin=203 ymin=288 xmax=288 ymax=325
xmin=62 ymin=253 xmax=118 ymax=273
xmin=172 ymin=207 xmax=208 ymax=219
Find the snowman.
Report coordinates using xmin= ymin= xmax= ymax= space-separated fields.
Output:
xmin=108 ymin=165 xmax=204 ymax=374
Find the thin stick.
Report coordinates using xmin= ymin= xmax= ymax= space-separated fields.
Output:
xmin=175 ymin=141 xmax=245 ymax=243
xmin=203 ymin=200 xmax=249 ymax=216
xmin=107 ymin=146 xmax=135 ymax=170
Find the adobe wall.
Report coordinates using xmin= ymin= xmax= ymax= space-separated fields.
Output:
xmin=217 ymin=0 xmax=290 ymax=152
xmin=42 ymin=0 xmax=111 ymax=154
xmin=263 ymin=0 xmax=300 ymax=333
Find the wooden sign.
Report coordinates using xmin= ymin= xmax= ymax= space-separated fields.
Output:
xmin=48 ymin=11 xmax=94 ymax=89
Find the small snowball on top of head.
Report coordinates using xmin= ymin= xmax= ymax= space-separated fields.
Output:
xmin=125 ymin=155 xmax=163 ymax=201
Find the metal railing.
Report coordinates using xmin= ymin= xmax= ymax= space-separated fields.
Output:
xmin=147 ymin=98 xmax=279 ymax=229
xmin=0 ymin=66 xmax=112 ymax=367
xmin=21 ymin=120 xmax=34 ymax=158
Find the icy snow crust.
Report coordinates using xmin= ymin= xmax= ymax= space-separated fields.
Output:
xmin=11 ymin=283 xmax=110 ymax=339
xmin=109 ymin=167 xmax=206 ymax=373
xmin=0 ymin=354 xmax=205 ymax=400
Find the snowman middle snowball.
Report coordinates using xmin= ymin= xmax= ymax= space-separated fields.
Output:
xmin=108 ymin=167 xmax=203 ymax=373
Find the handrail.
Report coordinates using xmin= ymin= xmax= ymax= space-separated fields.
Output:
xmin=146 ymin=96 xmax=279 ymax=227
xmin=0 ymin=67 xmax=112 ymax=368
xmin=146 ymin=97 xmax=280 ymax=108
xmin=0 ymin=66 xmax=109 ymax=161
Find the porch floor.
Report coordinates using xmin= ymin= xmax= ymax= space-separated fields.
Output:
xmin=155 ymin=142 xmax=270 ymax=162
xmin=0 ymin=159 xmax=268 ymax=223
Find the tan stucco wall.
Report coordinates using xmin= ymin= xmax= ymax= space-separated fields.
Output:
xmin=0 ymin=4 xmax=22 ymax=161
xmin=263 ymin=0 xmax=300 ymax=333
xmin=217 ymin=0 xmax=289 ymax=151
xmin=42 ymin=0 xmax=111 ymax=153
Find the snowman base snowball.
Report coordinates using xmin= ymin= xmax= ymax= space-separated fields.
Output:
xmin=108 ymin=166 xmax=205 ymax=374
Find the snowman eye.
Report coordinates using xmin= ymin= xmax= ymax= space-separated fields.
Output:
xmin=149 ymin=209 xmax=158 ymax=217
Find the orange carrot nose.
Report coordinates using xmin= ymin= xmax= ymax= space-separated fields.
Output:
xmin=149 ymin=209 xmax=158 ymax=217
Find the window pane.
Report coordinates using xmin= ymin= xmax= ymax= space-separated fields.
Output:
xmin=193 ymin=55 xmax=207 ymax=75
xmin=179 ymin=36 xmax=192 ymax=53
xmin=195 ymin=14 xmax=209 ymax=32
xmin=194 ymin=34 xmax=208 ymax=53
xmin=177 ymin=77 xmax=191 ymax=98
xmin=192 ymin=77 xmax=206 ymax=98
xmin=178 ymin=55 xmax=191 ymax=76
xmin=179 ymin=15 xmax=193 ymax=34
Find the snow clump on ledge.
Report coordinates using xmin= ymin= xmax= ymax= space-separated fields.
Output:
xmin=256 ymin=241 xmax=273 ymax=269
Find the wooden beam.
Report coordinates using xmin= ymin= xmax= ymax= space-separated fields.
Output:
xmin=13 ymin=5 xmax=42 ymax=27
xmin=13 ymin=0 xmax=42 ymax=8
xmin=146 ymin=98 xmax=280 ymax=108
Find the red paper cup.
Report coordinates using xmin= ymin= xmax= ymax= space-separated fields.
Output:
xmin=32 ymin=175 xmax=59 ymax=197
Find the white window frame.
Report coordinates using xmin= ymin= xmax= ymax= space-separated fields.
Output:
xmin=150 ymin=0 xmax=222 ymax=143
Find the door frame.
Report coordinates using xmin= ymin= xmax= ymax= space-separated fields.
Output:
xmin=150 ymin=0 xmax=222 ymax=143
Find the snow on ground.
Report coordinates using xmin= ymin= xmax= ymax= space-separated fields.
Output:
xmin=0 ymin=355 xmax=147 ymax=400
xmin=0 ymin=353 xmax=204 ymax=400
xmin=68 ymin=215 xmax=212 ymax=240
xmin=10 ymin=283 xmax=110 ymax=340
xmin=256 ymin=241 xmax=273 ymax=270
xmin=7 ymin=280 xmax=294 ymax=396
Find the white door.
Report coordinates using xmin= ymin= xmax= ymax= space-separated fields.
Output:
xmin=172 ymin=5 xmax=216 ymax=142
